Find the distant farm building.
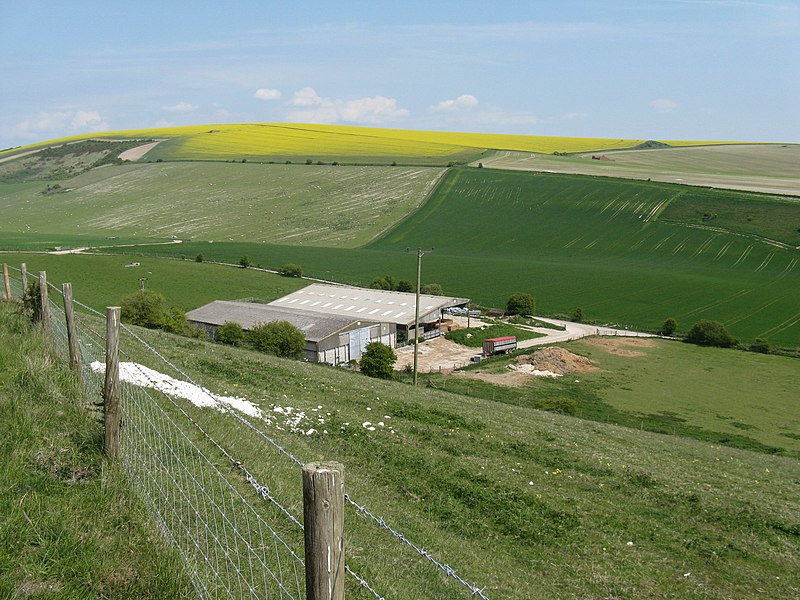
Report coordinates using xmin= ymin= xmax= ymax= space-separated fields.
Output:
xmin=267 ymin=283 xmax=469 ymax=343
xmin=186 ymin=283 xmax=469 ymax=365
xmin=186 ymin=300 xmax=394 ymax=365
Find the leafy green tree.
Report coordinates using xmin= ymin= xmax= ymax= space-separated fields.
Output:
xmin=239 ymin=256 xmax=252 ymax=268
xmin=685 ymin=320 xmax=736 ymax=348
xmin=573 ymin=307 xmax=585 ymax=323
xmin=279 ymin=263 xmax=303 ymax=278
xmin=359 ymin=342 xmax=397 ymax=380
xmin=506 ymin=292 xmax=535 ymax=316
xmin=370 ymin=275 xmax=396 ymax=291
xmin=396 ymin=279 xmax=414 ymax=293
xmin=248 ymin=321 xmax=305 ymax=359
xmin=420 ymin=283 xmax=443 ymax=296
xmin=195 ymin=253 xmax=204 ymax=263
xmin=216 ymin=321 xmax=245 ymax=346
xmin=120 ymin=290 xmax=186 ymax=333
xmin=660 ymin=318 xmax=677 ymax=336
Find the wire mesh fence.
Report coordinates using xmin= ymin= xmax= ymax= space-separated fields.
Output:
xmin=2 ymin=263 xmax=492 ymax=600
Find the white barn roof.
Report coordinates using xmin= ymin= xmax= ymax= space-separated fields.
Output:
xmin=268 ymin=283 xmax=469 ymax=327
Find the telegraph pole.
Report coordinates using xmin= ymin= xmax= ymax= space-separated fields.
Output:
xmin=410 ymin=247 xmax=433 ymax=386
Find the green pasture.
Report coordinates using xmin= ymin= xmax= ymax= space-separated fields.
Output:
xmin=52 ymin=313 xmax=799 ymax=599
xmin=0 ymin=162 xmax=443 ymax=248
xmin=433 ymin=337 xmax=800 ymax=457
xmin=1 ymin=253 xmax=305 ymax=311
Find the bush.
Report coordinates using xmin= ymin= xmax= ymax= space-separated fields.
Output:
xmin=279 ymin=263 xmax=303 ymax=278
xmin=195 ymin=253 xmax=204 ymax=263
xmin=370 ymin=275 xmax=395 ymax=291
xmin=120 ymin=290 xmax=187 ymax=334
xmin=359 ymin=342 xmax=397 ymax=380
xmin=22 ymin=280 xmax=42 ymax=323
xmin=506 ymin=292 xmax=535 ymax=316
xmin=248 ymin=321 xmax=305 ymax=359
xmin=239 ymin=256 xmax=251 ymax=268
xmin=420 ymin=283 xmax=443 ymax=296
xmin=396 ymin=279 xmax=414 ymax=293
xmin=749 ymin=338 xmax=771 ymax=354
xmin=572 ymin=307 xmax=585 ymax=323
xmin=216 ymin=321 xmax=245 ymax=346
xmin=685 ymin=320 xmax=736 ymax=348
xmin=660 ymin=318 xmax=677 ymax=336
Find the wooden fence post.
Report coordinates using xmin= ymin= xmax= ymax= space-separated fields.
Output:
xmin=2 ymin=263 xmax=10 ymax=301
xmin=62 ymin=283 xmax=81 ymax=381
xmin=20 ymin=263 xmax=28 ymax=294
xmin=303 ymin=461 xmax=345 ymax=600
xmin=38 ymin=271 xmax=50 ymax=330
xmin=104 ymin=307 xmax=121 ymax=458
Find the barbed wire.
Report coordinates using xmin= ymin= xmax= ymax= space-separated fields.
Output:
xmin=345 ymin=494 xmax=491 ymax=599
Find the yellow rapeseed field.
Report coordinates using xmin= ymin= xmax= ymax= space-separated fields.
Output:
xmin=0 ymin=122 xmax=735 ymax=162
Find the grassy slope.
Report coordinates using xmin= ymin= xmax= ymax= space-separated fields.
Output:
xmin=429 ymin=337 xmax=800 ymax=458
xmin=0 ymin=162 xmax=444 ymax=248
xmin=370 ymin=168 xmax=800 ymax=345
xmin=103 ymin=321 xmax=800 ymax=599
xmin=0 ymin=253 xmax=307 ymax=311
xmin=479 ymin=144 xmax=800 ymax=195
xmin=0 ymin=303 xmax=193 ymax=598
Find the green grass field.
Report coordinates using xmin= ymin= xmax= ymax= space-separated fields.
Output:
xmin=427 ymin=336 xmax=800 ymax=458
xmin=0 ymin=304 xmax=193 ymax=598
xmin=0 ymin=253 xmax=306 ymax=311
xmin=0 ymin=162 xmax=444 ymax=248
xmin=49 ymin=311 xmax=798 ymax=599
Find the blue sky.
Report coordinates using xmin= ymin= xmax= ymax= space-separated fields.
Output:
xmin=1 ymin=1 xmax=798 ymax=148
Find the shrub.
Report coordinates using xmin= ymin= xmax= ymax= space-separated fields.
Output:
xmin=238 ymin=256 xmax=251 ymax=268
xmin=22 ymin=280 xmax=42 ymax=323
xmin=248 ymin=321 xmax=305 ymax=359
xmin=396 ymin=279 xmax=414 ymax=293
xmin=195 ymin=253 xmax=204 ymax=263
xmin=506 ymin=292 xmax=535 ymax=316
xmin=279 ymin=263 xmax=303 ymax=278
xmin=216 ymin=321 xmax=245 ymax=346
xmin=359 ymin=342 xmax=397 ymax=380
xmin=573 ymin=307 xmax=585 ymax=323
xmin=120 ymin=290 xmax=187 ymax=334
xmin=685 ymin=320 xmax=736 ymax=348
xmin=370 ymin=275 xmax=395 ymax=291
xmin=420 ymin=283 xmax=443 ymax=296
xmin=749 ymin=338 xmax=771 ymax=354
xmin=660 ymin=318 xmax=677 ymax=336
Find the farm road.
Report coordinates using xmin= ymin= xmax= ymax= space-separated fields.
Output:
xmin=395 ymin=316 xmax=656 ymax=373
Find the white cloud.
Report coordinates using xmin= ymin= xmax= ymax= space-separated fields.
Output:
xmin=254 ymin=88 xmax=282 ymax=100
xmin=432 ymin=94 xmax=479 ymax=112
xmin=287 ymin=87 xmax=408 ymax=124
xmin=154 ymin=119 xmax=175 ymax=128
xmin=214 ymin=108 xmax=231 ymax=119
xmin=564 ymin=111 xmax=588 ymax=120
xmin=163 ymin=101 xmax=199 ymax=112
xmin=14 ymin=109 xmax=108 ymax=139
xmin=650 ymin=98 xmax=678 ymax=113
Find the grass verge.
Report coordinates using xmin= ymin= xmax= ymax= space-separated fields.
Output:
xmin=0 ymin=302 xmax=193 ymax=598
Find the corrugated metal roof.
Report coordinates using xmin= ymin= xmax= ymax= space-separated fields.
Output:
xmin=186 ymin=300 xmax=376 ymax=342
xmin=268 ymin=283 xmax=469 ymax=326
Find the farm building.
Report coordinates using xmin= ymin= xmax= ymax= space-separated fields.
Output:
xmin=186 ymin=300 xmax=395 ymax=365
xmin=268 ymin=283 xmax=469 ymax=342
